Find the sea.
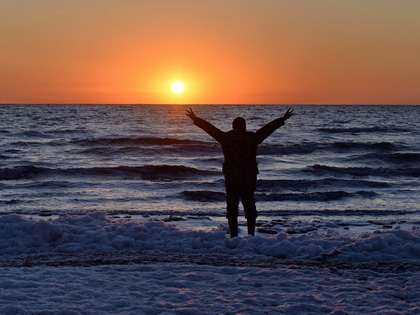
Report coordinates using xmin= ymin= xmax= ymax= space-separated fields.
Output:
xmin=1 ymin=104 xmax=419 ymax=233
xmin=2 ymin=104 xmax=420 ymax=314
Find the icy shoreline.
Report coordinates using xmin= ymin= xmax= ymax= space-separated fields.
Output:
xmin=1 ymin=261 xmax=419 ymax=314
xmin=1 ymin=212 xmax=420 ymax=262
xmin=3 ymin=250 xmax=420 ymax=274
xmin=1 ymin=212 xmax=420 ymax=314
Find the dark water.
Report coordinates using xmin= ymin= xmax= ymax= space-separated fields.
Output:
xmin=1 ymin=104 xmax=419 ymax=224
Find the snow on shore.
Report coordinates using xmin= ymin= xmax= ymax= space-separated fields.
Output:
xmin=1 ymin=262 xmax=419 ymax=314
xmin=1 ymin=212 xmax=420 ymax=314
xmin=1 ymin=212 xmax=420 ymax=262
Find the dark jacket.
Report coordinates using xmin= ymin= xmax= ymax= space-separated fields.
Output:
xmin=193 ymin=117 xmax=285 ymax=178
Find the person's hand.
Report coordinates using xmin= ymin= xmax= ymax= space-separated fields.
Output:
xmin=186 ymin=108 xmax=197 ymax=120
xmin=282 ymin=108 xmax=294 ymax=121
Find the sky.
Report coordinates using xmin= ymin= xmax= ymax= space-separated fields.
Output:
xmin=1 ymin=0 xmax=419 ymax=104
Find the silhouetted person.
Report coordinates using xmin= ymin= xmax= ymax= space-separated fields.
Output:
xmin=186 ymin=108 xmax=294 ymax=238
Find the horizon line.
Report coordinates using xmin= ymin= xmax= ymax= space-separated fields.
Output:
xmin=1 ymin=103 xmax=419 ymax=106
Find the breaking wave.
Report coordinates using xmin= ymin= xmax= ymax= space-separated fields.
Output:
xmin=0 ymin=165 xmax=218 ymax=181
xmin=256 ymin=191 xmax=377 ymax=202
xmin=318 ymin=127 xmax=411 ymax=134
xmin=257 ymin=178 xmax=391 ymax=190
xmin=258 ymin=141 xmax=402 ymax=156
xmin=181 ymin=190 xmax=377 ymax=202
xmin=72 ymin=136 xmax=208 ymax=146
xmin=306 ymin=164 xmax=420 ymax=177
xmin=355 ymin=152 xmax=420 ymax=165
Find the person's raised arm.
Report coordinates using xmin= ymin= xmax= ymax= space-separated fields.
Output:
xmin=186 ymin=108 xmax=224 ymax=143
xmin=255 ymin=108 xmax=294 ymax=144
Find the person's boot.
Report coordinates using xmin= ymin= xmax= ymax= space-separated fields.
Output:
xmin=228 ymin=217 xmax=238 ymax=238
xmin=247 ymin=217 xmax=256 ymax=236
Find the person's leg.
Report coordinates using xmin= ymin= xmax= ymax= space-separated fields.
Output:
xmin=240 ymin=176 xmax=258 ymax=236
xmin=247 ymin=217 xmax=256 ymax=236
xmin=228 ymin=217 xmax=238 ymax=238
xmin=225 ymin=178 xmax=240 ymax=238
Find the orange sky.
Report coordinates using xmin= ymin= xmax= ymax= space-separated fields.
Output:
xmin=1 ymin=0 xmax=419 ymax=104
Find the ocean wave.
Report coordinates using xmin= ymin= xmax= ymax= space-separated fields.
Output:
xmin=73 ymin=137 xmax=408 ymax=157
xmin=15 ymin=181 xmax=82 ymax=189
xmin=0 ymin=199 xmax=21 ymax=205
xmin=0 ymin=165 xmax=218 ymax=181
xmin=257 ymin=178 xmax=391 ymax=190
xmin=0 ymin=165 xmax=46 ymax=180
xmin=258 ymin=141 xmax=402 ymax=156
xmin=331 ymin=141 xmax=400 ymax=151
xmin=356 ymin=152 xmax=420 ymax=165
xmin=49 ymin=128 xmax=87 ymax=135
xmin=79 ymin=146 xmax=147 ymax=155
xmin=318 ymin=127 xmax=411 ymax=134
xmin=181 ymin=190 xmax=376 ymax=202
xmin=256 ymin=191 xmax=377 ymax=202
xmin=5 ymin=149 xmax=20 ymax=154
xmin=21 ymin=130 xmax=54 ymax=138
xmin=72 ymin=137 xmax=209 ymax=147
xmin=306 ymin=164 xmax=420 ymax=177
xmin=79 ymin=144 xmax=221 ymax=156
xmin=257 ymin=208 xmax=420 ymax=217
xmin=182 ymin=190 xmax=226 ymax=202
xmin=258 ymin=143 xmax=317 ymax=155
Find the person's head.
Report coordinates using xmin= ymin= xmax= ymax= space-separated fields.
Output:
xmin=232 ymin=117 xmax=246 ymax=130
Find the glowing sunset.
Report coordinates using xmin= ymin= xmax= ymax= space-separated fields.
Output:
xmin=1 ymin=1 xmax=419 ymax=104
xmin=1 ymin=2 xmax=420 ymax=313
xmin=171 ymin=81 xmax=185 ymax=94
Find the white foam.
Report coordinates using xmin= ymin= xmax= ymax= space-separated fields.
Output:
xmin=1 ymin=262 xmax=419 ymax=314
xmin=1 ymin=212 xmax=420 ymax=262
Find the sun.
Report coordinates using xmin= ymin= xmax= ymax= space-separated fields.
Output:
xmin=171 ymin=81 xmax=184 ymax=93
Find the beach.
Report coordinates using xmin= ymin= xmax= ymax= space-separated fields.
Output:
xmin=1 ymin=212 xmax=420 ymax=314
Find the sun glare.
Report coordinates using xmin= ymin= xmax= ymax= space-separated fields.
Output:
xmin=171 ymin=81 xmax=184 ymax=93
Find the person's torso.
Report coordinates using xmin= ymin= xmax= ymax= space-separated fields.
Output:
xmin=220 ymin=130 xmax=259 ymax=176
